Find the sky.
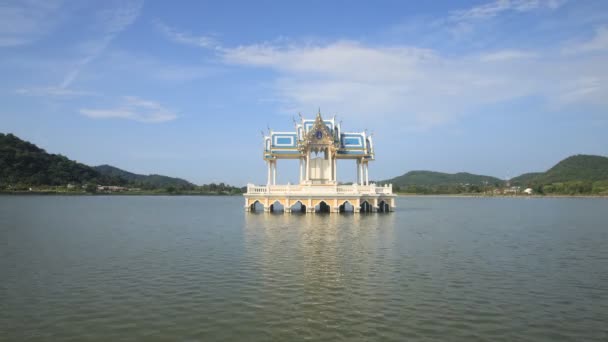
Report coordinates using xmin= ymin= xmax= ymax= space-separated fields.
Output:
xmin=1 ymin=0 xmax=608 ymax=185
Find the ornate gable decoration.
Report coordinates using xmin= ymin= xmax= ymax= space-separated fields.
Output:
xmin=301 ymin=113 xmax=335 ymax=150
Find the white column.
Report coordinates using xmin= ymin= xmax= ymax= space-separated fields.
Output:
xmin=359 ymin=159 xmax=364 ymax=186
xmin=365 ymin=162 xmax=369 ymax=185
xmin=267 ymin=160 xmax=271 ymax=185
xmin=333 ymin=158 xmax=337 ymax=182
xmin=306 ymin=152 xmax=310 ymax=181
xmin=356 ymin=159 xmax=360 ymax=185
xmin=328 ymin=149 xmax=333 ymax=182
xmin=272 ymin=160 xmax=277 ymax=185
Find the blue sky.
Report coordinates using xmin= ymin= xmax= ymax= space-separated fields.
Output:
xmin=1 ymin=0 xmax=607 ymax=185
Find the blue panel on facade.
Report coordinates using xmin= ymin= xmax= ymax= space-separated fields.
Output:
xmin=272 ymin=133 xmax=297 ymax=147
xmin=343 ymin=137 xmax=361 ymax=146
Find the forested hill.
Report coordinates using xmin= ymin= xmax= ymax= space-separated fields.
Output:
xmin=94 ymin=164 xmax=194 ymax=189
xmin=0 ymin=133 xmax=121 ymax=186
xmin=379 ymin=170 xmax=504 ymax=194
xmin=509 ymin=155 xmax=608 ymax=194
xmin=0 ymin=133 xmax=195 ymax=191
xmin=383 ymin=170 xmax=504 ymax=187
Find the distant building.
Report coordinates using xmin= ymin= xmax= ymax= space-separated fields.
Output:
xmin=503 ymin=186 xmax=521 ymax=194
xmin=524 ymin=188 xmax=533 ymax=195
xmin=97 ymin=185 xmax=128 ymax=192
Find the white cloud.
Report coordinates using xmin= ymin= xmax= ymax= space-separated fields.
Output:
xmin=216 ymin=39 xmax=608 ymax=129
xmin=80 ymin=96 xmax=177 ymax=123
xmin=563 ymin=26 xmax=608 ymax=54
xmin=157 ymin=1 xmax=605 ymax=129
xmin=0 ymin=0 xmax=64 ymax=47
xmin=479 ymin=49 xmax=539 ymax=62
xmin=449 ymin=0 xmax=565 ymax=22
xmin=16 ymin=86 xmax=96 ymax=97
xmin=155 ymin=21 xmax=217 ymax=49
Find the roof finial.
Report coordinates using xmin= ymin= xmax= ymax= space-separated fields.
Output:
xmin=318 ymin=107 xmax=321 ymax=117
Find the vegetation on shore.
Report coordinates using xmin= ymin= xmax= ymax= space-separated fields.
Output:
xmin=381 ymin=155 xmax=608 ymax=196
xmin=0 ymin=133 xmax=243 ymax=195
xmin=2 ymin=133 xmax=607 ymax=196
xmin=380 ymin=171 xmax=504 ymax=195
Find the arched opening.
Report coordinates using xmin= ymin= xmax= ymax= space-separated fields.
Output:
xmin=269 ymin=200 xmax=284 ymax=213
xmin=314 ymin=201 xmax=331 ymax=213
xmin=249 ymin=200 xmax=264 ymax=212
xmin=289 ymin=201 xmax=307 ymax=214
xmin=378 ymin=200 xmax=390 ymax=213
xmin=339 ymin=200 xmax=354 ymax=213
xmin=360 ymin=200 xmax=373 ymax=213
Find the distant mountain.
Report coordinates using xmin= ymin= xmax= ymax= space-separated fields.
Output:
xmin=509 ymin=172 xmax=543 ymax=186
xmin=510 ymin=155 xmax=608 ymax=186
xmin=94 ymin=164 xmax=194 ymax=189
xmin=0 ymin=133 xmax=120 ymax=186
xmin=0 ymin=133 xmax=193 ymax=190
xmin=382 ymin=170 xmax=504 ymax=187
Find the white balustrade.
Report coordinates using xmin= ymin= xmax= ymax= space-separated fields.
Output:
xmin=246 ymin=183 xmax=393 ymax=195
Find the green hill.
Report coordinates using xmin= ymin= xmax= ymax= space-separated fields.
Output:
xmin=94 ymin=164 xmax=194 ymax=189
xmin=511 ymin=155 xmax=608 ymax=186
xmin=509 ymin=155 xmax=608 ymax=194
xmin=384 ymin=170 xmax=504 ymax=187
xmin=0 ymin=133 xmax=194 ymax=191
xmin=509 ymin=172 xmax=543 ymax=186
xmin=380 ymin=170 xmax=504 ymax=194
xmin=535 ymin=155 xmax=608 ymax=183
xmin=0 ymin=133 xmax=121 ymax=187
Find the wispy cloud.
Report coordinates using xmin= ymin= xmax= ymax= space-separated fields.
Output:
xmin=479 ymin=49 xmax=539 ymax=62
xmin=60 ymin=0 xmax=144 ymax=89
xmin=449 ymin=0 xmax=565 ymax=22
xmin=442 ymin=0 xmax=566 ymax=39
xmin=160 ymin=34 xmax=605 ymax=129
xmin=563 ymin=26 xmax=608 ymax=54
xmin=80 ymin=96 xmax=177 ymax=123
xmin=155 ymin=0 xmax=607 ymax=130
xmin=155 ymin=20 xmax=218 ymax=49
xmin=0 ymin=0 xmax=64 ymax=47
xmin=16 ymin=86 xmax=97 ymax=97
xmin=103 ymin=50 xmax=220 ymax=82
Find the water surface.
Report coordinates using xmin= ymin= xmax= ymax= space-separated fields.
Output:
xmin=1 ymin=196 xmax=607 ymax=341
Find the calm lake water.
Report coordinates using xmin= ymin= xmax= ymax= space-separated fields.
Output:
xmin=1 ymin=196 xmax=607 ymax=341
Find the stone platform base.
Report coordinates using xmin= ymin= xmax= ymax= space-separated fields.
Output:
xmin=243 ymin=195 xmax=395 ymax=213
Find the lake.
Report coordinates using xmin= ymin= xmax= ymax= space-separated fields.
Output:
xmin=1 ymin=196 xmax=607 ymax=341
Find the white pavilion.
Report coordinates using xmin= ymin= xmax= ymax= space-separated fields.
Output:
xmin=244 ymin=111 xmax=395 ymax=213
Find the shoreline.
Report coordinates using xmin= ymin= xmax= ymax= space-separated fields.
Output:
xmin=0 ymin=191 xmax=241 ymax=196
xmin=396 ymin=193 xmax=608 ymax=198
xmin=1 ymin=191 xmax=606 ymax=199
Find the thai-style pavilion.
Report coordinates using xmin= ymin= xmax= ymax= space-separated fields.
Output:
xmin=244 ymin=111 xmax=395 ymax=213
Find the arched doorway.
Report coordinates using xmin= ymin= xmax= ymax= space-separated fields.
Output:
xmin=249 ymin=200 xmax=264 ymax=212
xmin=360 ymin=200 xmax=373 ymax=213
xmin=339 ymin=200 xmax=355 ymax=213
xmin=314 ymin=201 xmax=331 ymax=213
xmin=269 ymin=200 xmax=284 ymax=213
xmin=378 ymin=200 xmax=390 ymax=213
xmin=289 ymin=200 xmax=306 ymax=213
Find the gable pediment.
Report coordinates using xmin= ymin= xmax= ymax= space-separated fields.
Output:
xmin=302 ymin=114 xmax=334 ymax=147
